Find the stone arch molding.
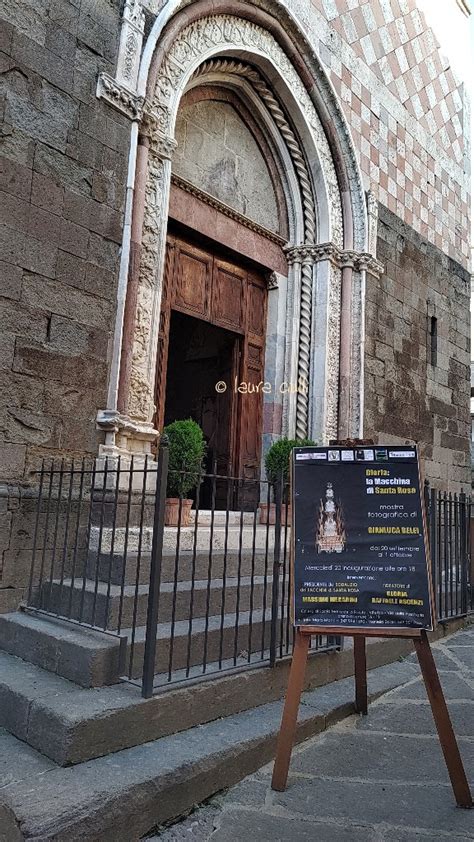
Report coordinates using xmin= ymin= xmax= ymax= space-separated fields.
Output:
xmin=97 ymin=2 xmax=382 ymax=457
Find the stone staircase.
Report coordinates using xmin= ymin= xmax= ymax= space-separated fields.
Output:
xmin=30 ymin=517 xmax=289 ymax=681
xmin=2 ymin=514 xmax=291 ymax=686
xmin=0 ymin=498 xmax=448 ymax=840
xmin=0 ymin=628 xmax=448 ymax=840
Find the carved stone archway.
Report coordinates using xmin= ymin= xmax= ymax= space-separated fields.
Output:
xmin=97 ymin=3 xmax=383 ymax=461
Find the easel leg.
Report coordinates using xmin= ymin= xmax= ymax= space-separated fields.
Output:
xmin=354 ymin=635 xmax=368 ymax=715
xmin=271 ymin=629 xmax=310 ymax=792
xmin=414 ymin=631 xmax=472 ymax=808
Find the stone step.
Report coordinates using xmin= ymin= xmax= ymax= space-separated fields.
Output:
xmin=0 ymin=654 xmax=422 ymax=841
xmin=188 ymin=510 xmax=258 ymax=526
xmin=41 ymin=575 xmax=281 ymax=631
xmin=0 ymin=611 xmax=124 ymax=688
xmin=124 ymin=608 xmax=278 ymax=679
xmin=87 ymin=547 xmax=277 ymax=586
xmin=0 ymin=605 xmax=285 ymax=686
xmin=90 ymin=524 xmax=289 ymax=554
xmin=0 ymin=621 xmax=460 ymax=771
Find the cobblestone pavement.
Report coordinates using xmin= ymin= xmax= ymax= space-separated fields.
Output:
xmin=148 ymin=626 xmax=474 ymax=841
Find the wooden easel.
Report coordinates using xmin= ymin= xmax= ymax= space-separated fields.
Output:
xmin=272 ymin=440 xmax=472 ymax=808
xmin=271 ymin=626 xmax=472 ymax=807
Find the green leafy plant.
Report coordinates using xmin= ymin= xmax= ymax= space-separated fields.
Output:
xmin=163 ymin=419 xmax=206 ymax=498
xmin=264 ymin=437 xmax=315 ymax=501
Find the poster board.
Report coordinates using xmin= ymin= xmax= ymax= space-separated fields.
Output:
xmin=291 ymin=444 xmax=434 ymax=632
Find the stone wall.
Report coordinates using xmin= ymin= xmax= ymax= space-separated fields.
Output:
xmin=0 ymin=0 xmax=128 ymax=598
xmin=0 ymin=0 xmax=128 ymax=485
xmin=365 ymin=204 xmax=471 ymax=490
xmin=306 ymin=0 xmax=470 ymax=268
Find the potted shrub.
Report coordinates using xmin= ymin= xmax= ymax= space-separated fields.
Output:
xmin=260 ymin=437 xmax=315 ymax=525
xmin=163 ymin=419 xmax=206 ymax=527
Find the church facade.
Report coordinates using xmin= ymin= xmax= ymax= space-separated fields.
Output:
xmin=0 ymin=0 xmax=471 ymax=606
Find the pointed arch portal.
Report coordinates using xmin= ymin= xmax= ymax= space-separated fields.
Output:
xmin=96 ymin=1 xmax=383 ymax=473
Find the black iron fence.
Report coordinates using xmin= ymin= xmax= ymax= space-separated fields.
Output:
xmin=26 ymin=440 xmax=340 ymax=697
xmin=424 ymin=481 xmax=471 ymax=621
xmin=25 ymin=443 xmax=471 ymax=698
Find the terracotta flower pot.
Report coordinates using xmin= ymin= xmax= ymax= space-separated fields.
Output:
xmin=259 ymin=503 xmax=292 ymax=526
xmin=165 ymin=498 xmax=193 ymax=527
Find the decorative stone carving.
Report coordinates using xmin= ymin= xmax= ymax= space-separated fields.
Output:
xmin=286 ymin=243 xmax=384 ymax=277
xmin=349 ymin=269 xmax=363 ymax=438
xmin=366 ymin=190 xmax=379 ymax=256
xmin=96 ymin=72 xmax=144 ymax=120
xmin=266 ymin=271 xmax=279 ymax=290
xmin=151 ymin=18 xmax=343 ymax=246
xmin=123 ymin=12 xmax=367 ymax=448
xmin=128 ymin=153 xmax=172 ymax=425
xmin=325 ymin=261 xmax=342 ymax=441
xmin=117 ymin=0 xmax=145 ymax=91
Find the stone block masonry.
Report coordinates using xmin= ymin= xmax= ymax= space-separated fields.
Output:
xmin=365 ymin=204 xmax=471 ymax=489
xmin=0 ymin=0 xmax=129 ymax=600
xmin=0 ymin=0 xmax=129 ymax=485
xmin=1 ymin=0 xmax=472 ymax=604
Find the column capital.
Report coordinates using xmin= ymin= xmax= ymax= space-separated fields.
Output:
xmin=140 ymin=106 xmax=177 ymax=159
xmin=285 ymin=242 xmax=384 ymax=277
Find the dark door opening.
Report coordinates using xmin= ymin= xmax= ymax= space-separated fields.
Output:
xmin=164 ymin=310 xmax=240 ymax=508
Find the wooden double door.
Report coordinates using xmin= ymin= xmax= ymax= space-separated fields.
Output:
xmin=155 ymin=233 xmax=268 ymax=502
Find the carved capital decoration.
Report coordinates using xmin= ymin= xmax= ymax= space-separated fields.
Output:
xmin=96 ymin=1 xmax=145 ymax=116
xmin=96 ymin=409 xmax=156 ymax=439
xmin=286 ymin=242 xmax=384 ymax=277
xmin=96 ymin=72 xmax=144 ymax=120
xmin=140 ymin=108 xmax=178 ymax=159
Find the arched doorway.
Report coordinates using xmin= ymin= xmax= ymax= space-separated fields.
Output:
xmin=98 ymin=3 xmax=377 ymax=467
xmin=154 ymin=77 xmax=291 ymax=499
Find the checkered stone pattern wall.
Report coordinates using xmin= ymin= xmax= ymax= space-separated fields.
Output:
xmin=305 ymin=0 xmax=470 ymax=266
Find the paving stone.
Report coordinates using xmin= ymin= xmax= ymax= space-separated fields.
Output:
xmin=290 ymin=730 xmax=474 ymax=783
xmin=355 ymin=700 xmax=474 ymax=737
xmin=144 ymin=805 xmax=222 ymax=842
xmin=392 ymin=673 xmax=474 ymax=701
xmin=380 ymin=828 xmax=474 ymax=841
xmin=403 ymin=649 xmax=461 ymax=672
xmin=216 ymin=778 xmax=268 ymax=808
xmin=442 ymin=645 xmax=474 ymax=673
xmin=443 ymin=632 xmax=474 ymax=646
xmin=269 ymin=779 xmax=474 ymax=836
xmin=199 ymin=810 xmax=375 ymax=842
